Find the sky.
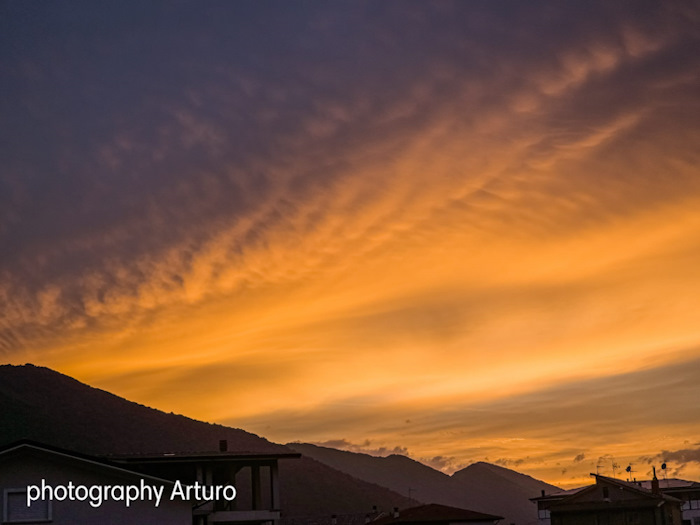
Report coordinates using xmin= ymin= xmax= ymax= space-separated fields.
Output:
xmin=2 ymin=1 xmax=700 ymax=488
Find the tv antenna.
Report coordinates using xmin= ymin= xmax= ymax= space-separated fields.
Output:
xmin=625 ymin=464 xmax=635 ymax=482
xmin=612 ymin=461 xmax=620 ymax=479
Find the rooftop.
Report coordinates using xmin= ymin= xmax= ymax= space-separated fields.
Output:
xmin=105 ymin=449 xmax=301 ymax=463
xmin=371 ymin=504 xmax=503 ymax=525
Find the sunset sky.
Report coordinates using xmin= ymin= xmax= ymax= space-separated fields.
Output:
xmin=2 ymin=1 xmax=700 ymax=488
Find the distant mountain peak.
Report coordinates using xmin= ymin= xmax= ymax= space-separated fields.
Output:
xmin=290 ymin=442 xmax=560 ymax=525
xmin=452 ymin=459 xmax=561 ymax=498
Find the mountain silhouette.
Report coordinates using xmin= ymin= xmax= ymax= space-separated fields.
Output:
xmin=451 ymin=461 xmax=561 ymax=525
xmin=0 ymin=364 xmax=413 ymax=519
xmin=0 ymin=363 xmax=287 ymax=455
xmin=280 ymin=455 xmax=414 ymax=518
xmin=289 ymin=443 xmax=560 ymax=525
xmin=0 ymin=364 xmax=559 ymax=522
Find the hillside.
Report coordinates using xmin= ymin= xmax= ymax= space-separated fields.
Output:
xmin=452 ymin=461 xmax=560 ymax=501
xmin=0 ymin=364 xmax=413 ymax=519
xmin=280 ymin=456 xmax=414 ymax=519
xmin=289 ymin=444 xmax=464 ymax=504
xmin=289 ymin=443 xmax=560 ymax=525
xmin=0 ymin=364 xmax=559 ymax=523
xmin=451 ymin=462 xmax=561 ymax=525
xmin=0 ymin=363 xmax=286 ymax=455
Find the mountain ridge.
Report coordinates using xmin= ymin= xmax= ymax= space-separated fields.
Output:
xmin=1 ymin=364 xmax=560 ymax=523
xmin=0 ymin=363 xmax=287 ymax=455
xmin=289 ymin=443 xmax=560 ymax=525
xmin=0 ymin=363 xmax=414 ymax=519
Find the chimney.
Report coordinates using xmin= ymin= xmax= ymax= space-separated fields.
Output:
xmin=393 ymin=507 xmax=399 ymax=519
xmin=652 ymin=467 xmax=660 ymax=494
xmin=219 ymin=439 xmax=228 ymax=452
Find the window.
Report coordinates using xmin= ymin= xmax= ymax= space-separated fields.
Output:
xmin=682 ymin=499 xmax=700 ymax=510
xmin=539 ymin=509 xmax=551 ymax=520
xmin=3 ymin=489 xmax=52 ymax=523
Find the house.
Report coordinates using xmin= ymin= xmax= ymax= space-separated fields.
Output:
xmin=106 ymin=439 xmax=301 ymax=525
xmin=532 ymin=473 xmax=684 ymax=525
xmin=532 ymin=487 xmax=587 ymax=525
xmin=0 ymin=441 xmax=191 ymax=525
xmin=0 ymin=439 xmax=300 ymax=525
xmin=634 ymin=478 xmax=700 ymax=525
xmin=370 ymin=503 xmax=503 ymax=525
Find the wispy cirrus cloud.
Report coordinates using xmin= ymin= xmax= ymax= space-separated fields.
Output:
xmin=309 ymin=439 xmax=410 ymax=458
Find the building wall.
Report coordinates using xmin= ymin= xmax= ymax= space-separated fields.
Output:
xmin=0 ymin=450 xmax=191 ymax=525
xmin=669 ymin=504 xmax=684 ymax=525
xmin=678 ymin=494 xmax=700 ymax=525
xmin=552 ymin=508 xmax=658 ymax=525
xmin=552 ymin=504 xmax=683 ymax=525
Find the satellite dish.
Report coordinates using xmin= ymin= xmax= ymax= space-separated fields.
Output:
xmin=626 ymin=465 xmax=632 ymax=473
xmin=661 ymin=463 xmax=667 ymax=470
